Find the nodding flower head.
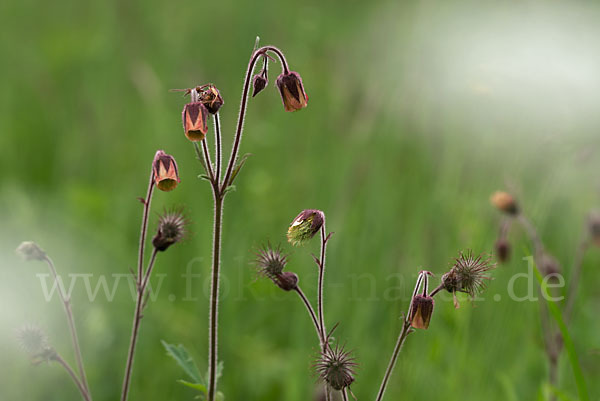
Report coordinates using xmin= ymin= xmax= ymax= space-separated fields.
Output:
xmin=409 ymin=271 xmax=435 ymax=329
xmin=490 ymin=191 xmax=519 ymax=215
xmin=441 ymin=251 xmax=496 ymax=307
xmin=182 ymin=101 xmax=209 ymax=141
xmin=16 ymin=241 xmax=46 ymax=261
xmin=588 ymin=211 xmax=600 ymax=247
xmin=198 ymin=84 xmax=224 ymax=114
xmin=252 ymin=74 xmax=268 ymax=97
xmin=153 ymin=150 xmax=180 ymax=192
xmin=315 ymin=343 xmax=357 ymax=391
xmin=276 ymin=71 xmax=308 ymax=112
xmin=495 ymin=238 xmax=510 ymax=263
xmin=152 ymin=209 xmax=187 ymax=252
xmin=255 ymin=245 xmax=298 ymax=291
xmin=539 ymin=252 xmax=561 ymax=281
xmin=287 ymin=209 xmax=324 ymax=246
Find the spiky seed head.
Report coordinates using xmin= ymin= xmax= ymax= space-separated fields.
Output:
xmin=255 ymin=245 xmax=298 ymax=291
xmin=152 ymin=209 xmax=187 ymax=251
xmin=255 ymin=244 xmax=288 ymax=279
xmin=495 ymin=238 xmax=510 ymax=263
xmin=442 ymin=251 xmax=496 ymax=302
xmin=410 ymin=294 xmax=435 ymax=329
xmin=16 ymin=325 xmax=48 ymax=355
xmin=287 ymin=209 xmax=324 ymax=246
xmin=315 ymin=344 xmax=357 ymax=391
xmin=16 ymin=241 xmax=47 ymax=261
xmin=490 ymin=191 xmax=519 ymax=215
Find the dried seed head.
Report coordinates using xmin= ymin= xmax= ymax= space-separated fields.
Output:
xmin=276 ymin=71 xmax=308 ymax=112
xmin=199 ymin=85 xmax=224 ymax=114
xmin=153 ymin=150 xmax=180 ymax=192
xmin=287 ymin=209 xmax=324 ymax=246
xmin=252 ymin=74 xmax=268 ymax=97
xmin=588 ymin=211 xmax=600 ymax=247
xmin=255 ymin=244 xmax=288 ymax=279
xmin=16 ymin=325 xmax=48 ymax=355
xmin=490 ymin=191 xmax=519 ymax=215
xmin=442 ymin=251 xmax=496 ymax=304
xmin=152 ymin=209 xmax=187 ymax=251
xmin=16 ymin=241 xmax=46 ymax=261
xmin=254 ymin=245 xmax=298 ymax=291
xmin=410 ymin=294 xmax=435 ymax=329
xmin=495 ymin=238 xmax=510 ymax=263
xmin=315 ymin=343 xmax=357 ymax=391
xmin=182 ymin=102 xmax=209 ymax=141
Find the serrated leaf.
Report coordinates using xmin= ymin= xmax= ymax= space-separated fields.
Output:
xmin=215 ymin=391 xmax=225 ymax=401
xmin=206 ymin=361 xmax=225 ymax=384
xmin=223 ymin=185 xmax=236 ymax=194
xmin=228 ymin=153 xmax=252 ymax=186
xmin=161 ymin=340 xmax=204 ymax=384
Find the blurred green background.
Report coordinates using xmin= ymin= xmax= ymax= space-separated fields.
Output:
xmin=1 ymin=0 xmax=599 ymax=400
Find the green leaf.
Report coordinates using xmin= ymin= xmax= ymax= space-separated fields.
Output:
xmin=178 ymin=380 xmax=207 ymax=393
xmin=533 ymin=267 xmax=590 ymax=401
xmin=161 ymin=340 xmax=204 ymax=384
xmin=228 ymin=153 xmax=252 ymax=186
xmin=215 ymin=391 xmax=225 ymax=401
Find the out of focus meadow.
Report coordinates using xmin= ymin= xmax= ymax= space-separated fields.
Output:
xmin=1 ymin=0 xmax=599 ymax=400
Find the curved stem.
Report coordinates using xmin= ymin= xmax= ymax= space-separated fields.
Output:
xmin=221 ymin=45 xmax=290 ymax=191
xmin=54 ymin=353 xmax=92 ymax=401
xmin=121 ymin=249 xmax=159 ymax=401
xmin=193 ymin=142 xmax=215 ymax=185
xmin=44 ymin=256 xmax=91 ymax=398
xmin=202 ymin=140 xmax=216 ymax=184
xmin=317 ymin=224 xmax=328 ymax=351
xmin=213 ymin=113 xmax=222 ymax=183
xmin=294 ymin=286 xmax=324 ymax=346
xmin=207 ymin=195 xmax=224 ymax=401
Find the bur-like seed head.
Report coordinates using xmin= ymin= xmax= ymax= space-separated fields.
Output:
xmin=252 ymin=74 xmax=268 ymax=97
xmin=276 ymin=71 xmax=308 ymax=112
xmin=199 ymin=85 xmax=224 ymax=114
xmin=442 ymin=251 xmax=496 ymax=300
xmin=287 ymin=209 xmax=324 ymax=246
xmin=315 ymin=343 xmax=357 ymax=391
xmin=16 ymin=241 xmax=46 ymax=261
xmin=16 ymin=325 xmax=56 ymax=364
xmin=490 ymin=191 xmax=519 ymax=215
xmin=152 ymin=209 xmax=187 ymax=251
xmin=254 ymin=245 xmax=298 ymax=291
xmin=153 ymin=150 xmax=180 ymax=192
xmin=588 ymin=211 xmax=600 ymax=246
xmin=255 ymin=244 xmax=288 ymax=279
xmin=182 ymin=102 xmax=209 ymax=141
xmin=16 ymin=325 xmax=48 ymax=355
xmin=495 ymin=238 xmax=510 ymax=263
xmin=410 ymin=294 xmax=435 ymax=329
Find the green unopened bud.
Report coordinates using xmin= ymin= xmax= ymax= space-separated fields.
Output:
xmin=287 ymin=209 xmax=324 ymax=246
xmin=16 ymin=242 xmax=46 ymax=261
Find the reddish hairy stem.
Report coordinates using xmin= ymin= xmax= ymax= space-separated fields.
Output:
xmin=121 ymin=248 xmax=159 ymax=401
